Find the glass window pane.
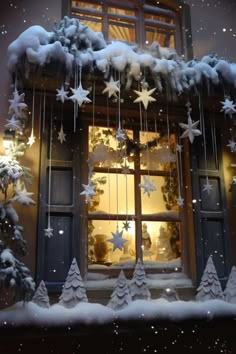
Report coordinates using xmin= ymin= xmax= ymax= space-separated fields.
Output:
xmin=141 ymin=221 xmax=181 ymax=264
xmin=89 ymin=126 xmax=134 ymax=169
xmin=109 ymin=21 xmax=136 ymax=42
xmin=88 ymin=172 xmax=135 ymax=215
xmin=144 ymin=13 xmax=174 ymax=24
xmin=88 ymin=220 xmax=136 ymax=266
xmin=72 ymin=1 xmax=102 ymax=11
xmin=108 ymin=7 xmax=135 ymax=17
xmin=145 ymin=27 xmax=175 ymax=47
xmin=140 ymin=175 xmax=179 ymax=214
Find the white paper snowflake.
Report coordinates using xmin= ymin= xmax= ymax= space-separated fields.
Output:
xmin=220 ymin=98 xmax=236 ymax=118
xmin=69 ymin=83 xmax=91 ymax=107
xmin=80 ymin=180 xmax=96 ymax=202
xmin=102 ymin=77 xmax=120 ymax=98
xmin=227 ymin=139 xmax=236 ymax=152
xmin=139 ymin=176 xmax=157 ymax=197
xmin=179 ymin=115 xmax=201 ymax=143
xmin=133 ymin=86 xmax=156 ymax=110
xmin=58 ymin=124 xmax=66 ymax=144
xmin=202 ymin=178 xmax=213 ymax=194
xmin=56 ymin=85 xmax=69 ymax=103
xmin=107 ymin=229 xmax=128 ymax=251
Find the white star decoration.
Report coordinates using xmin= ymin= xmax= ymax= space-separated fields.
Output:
xmin=139 ymin=176 xmax=157 ymax=197
xmin=27 ymin=130 xmax=36 ymax=147
xmin=5 ymin=116 xmax=21 ymax=130
xmin=69 ymin=83 xmax=91 ymax=107
xmin=116 ymin=127 xmax=126 ymax=142
xmin=8 ymin=88 xmax=27 ymax=116
xmin=44 ymin=225 xmax=53 ymax=238
xmin=58 ymin=123 xmax=66 ymax=144
xmin=202 ymin=178 xmax=213 ymax=194
xmin=179 ymin=115 xmax=202 ymax=143
xmin=122 ymin=220 xmax=131 ymax=231
xmin=121 ymin=162 xmax=130 ymax=174
xmin=176 ymin=195 xmax=184 ymax=207
xmin=102 ymin=77 xmax=120 ymax=98
xmin=176 ymin=144 xmax=183 ymax=153
xmin=10 ymin=186 xmax=35 ymax=205
xmin=107 ymin=229 xmax=128 ymax=251
xmin=227 ymin=139 xmax=236 ymax=152
xmin=221 ymin=98 xmax=236 ymax=118
xmin=56 ymin=85 xmax=69 ymax=103
xmin=133 ymin=86 xmax=156 ymax=110
xmin=80 ymin=180 xmax=96 ymax=202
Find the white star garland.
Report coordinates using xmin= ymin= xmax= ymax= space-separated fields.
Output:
xmin=133 ymin=85 xmax=156 ymax=110
xmin=139 ymin=175 xmax=157 ymax=197
xmin=102 ymin=77 xmax=120 ymax=98
xmin=116 ymin=127 xmax=126 ymax=142
xmin=56 ymin=85 xmax=69 ymax=103
xmin=107 ymin=229 xmax=128 ymax=251
xmin=80 ymin=180 xmax=96 ymax=202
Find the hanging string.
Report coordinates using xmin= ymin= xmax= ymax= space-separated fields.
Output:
xmin=47 ymin=105 xmax=53 ymax=230
xmin=42 ymin=88 xmax=46 ymax=133
xmin=31 ymin=85 xmax=35 ymax=133
xmin=211 ymin=118 xmax=219 ymax=170
xmin=199 ymin=94 xmax=208 ymax=178
xmin=38 ymin=87 xmax=43 ymax=143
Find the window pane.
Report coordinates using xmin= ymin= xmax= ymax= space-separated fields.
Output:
xmin=89 ymin=126 xmax=134 ymax=169
xmin=72 ymin=1 xmax=102 ymax=11
xmin=88 ymin=220 xmax=136 ymax=266
xmin=141 ymin=221 xmax=181 ymax=265
xmin=144 ymin=13 xmax=174 ymax=24
xmin=145 ymin=27 xmax=175 ymax=47
xmin=88 ymin=172 xmax=135 ymax=215
xmin=108 ymin=7 xmax=135 ymax=17
xmin=141 ymin=175 xmax=179 ymax=214
xmin=109 ymin=21 xmax=136 ymax=42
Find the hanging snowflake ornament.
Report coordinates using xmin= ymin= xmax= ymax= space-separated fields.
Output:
xmin=227 ymin=139 xmax=236 ymax=152
xmin=44 ymin=225 xmax=53 ymax=238
xmin=58 ymin=123 xmax=66 ymax=144
xmin=27 ymin=129 xmax=36 ymax=147
xmin=69 ymin=83 xmax=91 ymax=107
xmin=8 ymin=87 xmax=27 ymax=116
xmin=107 ymin=228 xmax=128 ymax=251
xmin=139 ymin=175 xmax=157 ymax=197
xmin=179 ymin=114 xmax=201 ymax=143
xmin=122 ymin=220 xmax=131 ymax=231
xmin=202 ymin=177 xmax=213 ymax=194
xmin=176 ymin=195 xmax=184 ymax=207
xmin=220 ymin=98 xmax=236 ymax=118
xmin=102 ymin=76 xmax=120 ymax=98
xmin=80 ymin=180 xmax=96 ymax=202
xmin=133 ymin=83 xmax=156 ymax=110
xmin=116 ymin=127 xmax=126 ymax=142
xmin=56 ymin=85 xmax=69 ymax=103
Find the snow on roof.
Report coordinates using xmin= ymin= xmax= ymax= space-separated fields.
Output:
xmin=6 ymin=16 xmax=236 ymax=94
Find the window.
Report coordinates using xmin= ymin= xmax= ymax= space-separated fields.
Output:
xmin=70 ymin=1 xmax=180 ymax=49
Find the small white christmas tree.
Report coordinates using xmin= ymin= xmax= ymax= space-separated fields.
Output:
xmin=58 ymin=257 xmax=88 ymax=308
xmin=129 ymin=258 xmax=151 ymax=301
xmin=32 ymin=280 xmax=50 ymax=308
xmin=224 ymin=265 xmax=236 ymax=304
xmin=196 ymin=255 xmax=224 ymax=301
xmin=107 ymin=270 xmax=132 ymax=310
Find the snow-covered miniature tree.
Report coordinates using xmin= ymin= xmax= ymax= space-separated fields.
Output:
xmin=58 ymin=257 xmax=88 ymax=308
xmin=195 ymin=255 xmax=224 ymax=301
xmin=31 ymin=280 xmax=50 ymax=308
xmin=224 ymin=266 xmax=236 ymax=304
xmin=129 ymin=258 xmax=151 ymax=301
xmin=0 ymin=86 xmax=35 ymax=302
xmin=107 ymin=270 xmax=132 ymax=310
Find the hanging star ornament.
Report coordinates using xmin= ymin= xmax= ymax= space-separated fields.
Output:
xmin=220 ymin=98 xmax=236 ymax=118
xmin=80 ymin=180 xmax=96 ymax=202
xmin=58 ymin=123 xmax=66 ymax=144
xmin=8 ymin=88 xmax=27 ymax=116
xmin=176 ymin=195 xmax=184 ymax=207
xmin=44 ymin=225 xmax=53 ymax=238
xmin=176 ymin=144 xmax=183 ymax=153
xmin=69 ymin=83 xmax=91 ymax=107
xmin=139 ymin=175 xmax=157 ymax=197
xmin=5 ymin=116 xmax=21 ymax=130
xmin=116 ymin=127 xmax=126 ymax=142
xmin=202 ymin=178 xmax=213 ymax=194
xmin=226 ymin=139 xmax=236 ymax=152
xmin=56 ymin=85 xmax=69 ymax=103
xmin=133 ymin=85 xmax=156 ymax=110
xmin=179 ymin=115 xmax=202 ymax=144
xmin=121 ymin=161 xmax=130 ymax=174
xmin=107 ymin=229 xmax=128 ymax=251
xmin=27 ymin=130 xmax=36 ymax=147
xmin=102 ymin=76 xmax=120 ymax=98
xmin=122 ymin=220 xmax=131 ymax=231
